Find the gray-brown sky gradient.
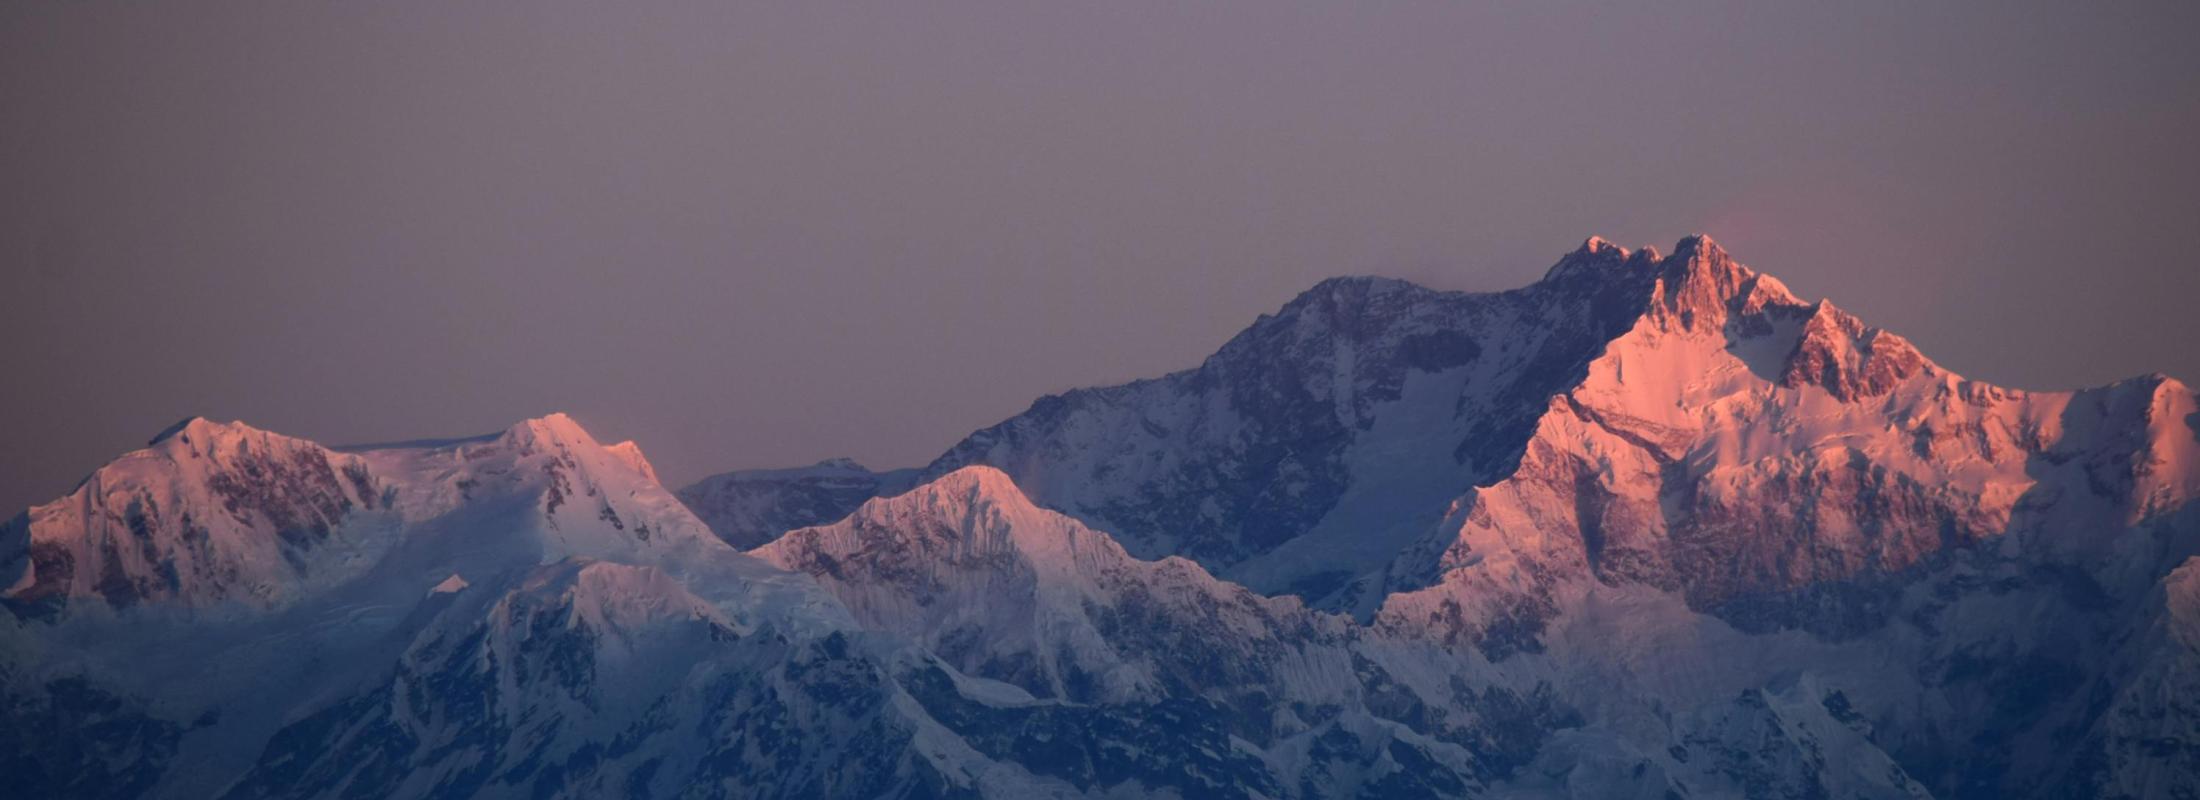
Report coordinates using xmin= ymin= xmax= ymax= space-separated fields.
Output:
xmin=5 ymin=1 xmax=2197 ymax=516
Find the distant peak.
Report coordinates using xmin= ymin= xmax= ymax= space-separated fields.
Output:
xmin=812 ymin=457 xmax=871 ymax=472
xmin=1291 ymin=275 xmax=1424 ymax=305
xmin=147 ymin=415 xmax=213 ymax=446
xmin=144 ymin=415 xmax=277 ymax=449
xmin=2101 ymin=371 xmax=2194 ymax=407
xmin=1250 ymin=275 xmax=1437 ymax=345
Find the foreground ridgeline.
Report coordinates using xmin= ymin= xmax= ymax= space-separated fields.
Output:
xmin=6 ymin=237 xmax=2197 ymax=799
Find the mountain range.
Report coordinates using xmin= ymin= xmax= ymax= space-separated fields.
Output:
xmin=7 ymin=235 xmax=2196 ymax=798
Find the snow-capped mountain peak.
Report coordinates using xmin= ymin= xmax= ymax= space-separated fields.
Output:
xmin=1 ymin=412 xmax=724 ymax=615
xmin=1 ymin=416 xmax=382 ymax=611
xmin=756 ymin=466 xmax=1340 ymax=706
xmin=752 ymin=465 xmax=1130 ymax=593
xmin=1643 ymin=233 xmax=1791 ymax=331
xmin=494 ymin=411 xmax=601 ymax=451
xmin=12 ymin=234 xmax=2200 ymax=799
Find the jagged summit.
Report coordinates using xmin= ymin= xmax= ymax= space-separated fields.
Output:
xmin=1261 ymin=236 xmax=1818 ymax=351
xmin=1542 ymin=235 xmax=1661 ymax=283
xmin=1535 ymin=235 xmax=1799 ymax=327
xmin=1673 ymin=232 xmax=1723 ymax=257
xmin=1774 ymin=299 xmax=1934 ymax=400
xmin=1644 ymin=234 xmax=1792 ymax=330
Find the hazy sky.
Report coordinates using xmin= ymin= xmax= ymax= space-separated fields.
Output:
xmin=4 ymin=1 xmax=2197 ymax=516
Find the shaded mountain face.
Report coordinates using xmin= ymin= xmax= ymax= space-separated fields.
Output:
xmin=213 ymin=561 xmax=959 ymax=800
xmin=9 ymin=235 xmax=2200 ymax=799
xmin=907 ymin=236 xmax=2199 ymax=627
xmin=919 ymin=243 xmax=1667 ymax=615
xmin=676 ymin=459 xmax=919 ymax=549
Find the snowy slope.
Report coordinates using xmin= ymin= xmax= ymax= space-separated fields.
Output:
xmin=1372 ymin=237 xmax=2199 ymax=650
xmin=0 ymin=414 xmax=888 ymax=799
xmin=756 ymin=466 xmax=1934 ymax=799
xmin=754 ymin=465 xmax=1359 ymax=705
xmin=213 ymin=559 xmax=969 ymax=800
xmin=0 ymin=412 xmax=1944 ymax=799
xmin=0 ymin=413 xmax=729 ymax=617
xmin=0 ymin=417 xmax=389 ymax=611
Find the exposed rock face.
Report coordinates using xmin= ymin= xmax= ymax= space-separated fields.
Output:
xmin=1376 ymin=238 xmax=2198 ymax=653
xmin=1778 ymin=302 xmax=1929 ymax=401
xmin=0 ymin=418 xmax=384 ymax=611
